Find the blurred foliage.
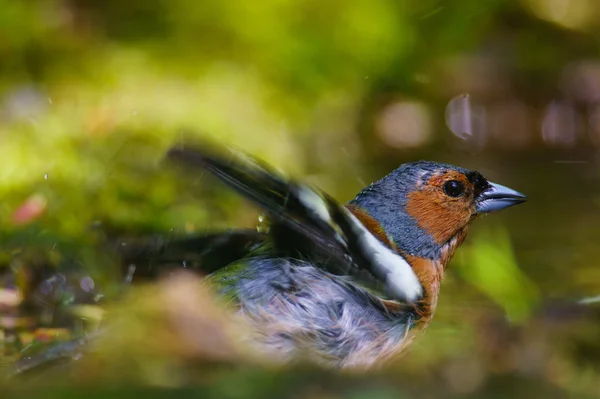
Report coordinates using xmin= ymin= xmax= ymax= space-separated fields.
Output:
xmin=455 ymin=226 xmax=540 ymax=322
xmin=1 ymin=0 xmax=600 ymax=397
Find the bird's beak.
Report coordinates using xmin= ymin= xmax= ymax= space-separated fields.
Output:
xmin=476 ymin=182 xmax=527 ymax=214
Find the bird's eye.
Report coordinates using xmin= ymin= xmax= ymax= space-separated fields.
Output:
xmin=443 ymin=180 xmax=465 ymax=197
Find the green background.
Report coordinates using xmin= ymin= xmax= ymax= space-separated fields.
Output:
xmin=2 ymin=0 xmax=600 ymax=397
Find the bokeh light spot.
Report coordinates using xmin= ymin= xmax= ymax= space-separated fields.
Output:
xmin=541 ymin=101 xmax=580 ymax=147
xmin=376 ymin=100 xmax=432 ymax=149
xmin=445 ymin=94 xmax=487 ymax=147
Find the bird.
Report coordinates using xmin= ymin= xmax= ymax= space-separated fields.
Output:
xmin=138 ymin=142 xmax=527 ymax=369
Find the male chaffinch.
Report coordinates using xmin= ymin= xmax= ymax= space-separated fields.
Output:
xmin=164 ymin=143 xmax=526 ymax=368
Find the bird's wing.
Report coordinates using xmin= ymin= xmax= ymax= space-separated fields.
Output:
xmin=116 ymin=229 xmax=266 ymax=281
xmin=167 ymin=144 xmax=349 ymax=259
xmin=167 ymin=143 xmax=423 ymax=303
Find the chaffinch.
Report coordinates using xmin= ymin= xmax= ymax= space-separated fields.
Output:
xmin=161 ymin=143 xmax=527 ymax=368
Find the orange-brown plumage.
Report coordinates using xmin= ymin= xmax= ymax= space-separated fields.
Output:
xmin=406 ymin=171 xmax=475 ymax=245
xmin=347 ymin=191 xmax=472 ymax=326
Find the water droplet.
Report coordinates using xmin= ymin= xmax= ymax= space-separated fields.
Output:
xmin=125 ymin=264 xmax=136 ymax=284
xmin=257 ymin=213 xmax=269 ymax=233
xmin=43 ymin=173 xmax=48 ymax=180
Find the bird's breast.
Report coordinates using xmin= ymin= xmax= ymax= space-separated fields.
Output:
xmin=228 ymin=256 xmax=417 ymax=368
xmin=402 ymin=255 xmax=445 ymax=324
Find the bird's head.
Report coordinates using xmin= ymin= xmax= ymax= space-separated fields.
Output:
xmin=350 ymin=161 xmax=526 ymax=261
